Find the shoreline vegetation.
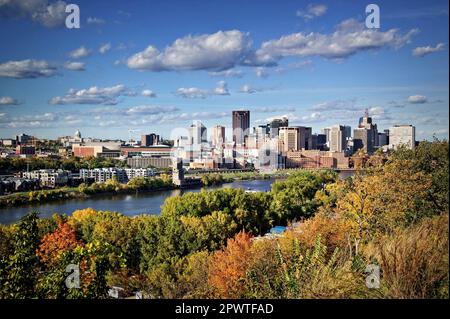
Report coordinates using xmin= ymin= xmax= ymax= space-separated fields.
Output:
xmin=0 ymin=140 xmax=448 ymax=299
xmin=0 ymin=168 xmax=330 ymax=209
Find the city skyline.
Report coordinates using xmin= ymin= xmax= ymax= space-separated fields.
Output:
xmin=0 ymin=0 xmax=449 ymax=141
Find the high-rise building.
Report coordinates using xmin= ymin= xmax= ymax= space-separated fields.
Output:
xmin=15 ymin=133 xmax=33 ymax=145
xmin=389 ymin=125 xmax=415 ymax=150
xmin=358 ymin=109 xmax=378 ymax=147
xmin=329 ymin=125 xmax=346 ymax=152
xmin=321 ymin=127 xmax=331 ymax=146
xmin=269 ymin=117 xmax=288 ymax=137
xmin=211 ymin=125 xmax=225 ymax=148
xmin=141 ymin=133 xmax=159 ymax=147
xmin=378 ymin=132 xmax=388 ymax=147
xmin=232 ymin=110 xmax=250 ymax=145
xmin=278 ymin=126 xmax=312 ymax=152
xmin=353 ymin=110 xmax=377 ymax=153
xmin=279 ymin=127 xmax=299 ymax=152
xmin=315 ymin=133 xmax=327 ymax=150
xmin=353 ymin=128 xmax=373 ymax=154
xmin=303 ymin=127 xmax=313 ymax=150
xmin=189 ymin=120 xmax=207 ymax=145
xmin=384 ymin=129 xmax=390 ymax=145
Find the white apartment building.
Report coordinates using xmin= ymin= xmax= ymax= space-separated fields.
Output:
xmin=389 ymin=125 xmax=416 ymax=150
xmin=22 ymin=169 xmax=71 ymax=188
xmin=79 ymin=168 xmax=155 ymax=183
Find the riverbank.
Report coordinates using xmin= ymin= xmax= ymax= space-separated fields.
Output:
xmin=0 ymin=170 xmax=269 ymax=208
xmin=0 ymin=179 xmax=278 ymax=224
xmin=0 ymin=168 xmax=349 ymax=209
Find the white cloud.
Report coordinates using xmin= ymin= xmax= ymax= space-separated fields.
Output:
xmin=31 ymin=0 xmax=66 ymax=27
xmin=239 ymin=84 xmax=256 ymax=94
xmin=0 ymin=0 xmax=67 ymax=28
xmin=69 ymin=46 xmax=91 ymax=59
xmin=255 ymin=19 xmax=419 ymax=61
xmin=262 ymin=111 xmax=324 ymax=125
xmin=64 ymin=61 xmax=85 ymax=71
xmin=0 ymin=96 xmax=19 ymax=105
xmin=296 ymin=4 xmax=328 ymax=20
xmin=127 ymin=30 xmax=254 ymax=71
xmin=255 ymin=67 xmax=269 ymax=78
xmin=127 ymin=20 xmax=417 ymax=73
xmin=125 ymin=105 xmax=178 ymax=115
xmin=175 ymin=87 xmax=208 ymax=99
xmin=0 ymin=59 xmax=57 ymax=78
xmin=141 ymin=89 xmax=156 ymax=97
xmin=412 ymin=43 xmax=445 ymax=57
xmin=209 ymin=69 xmax=243 ymax=78
xmin=176 ymin=81 xmax=230 ymax=98
xmin=99 ymin=43 xmax=112 ymax=54
xmin=87 ymin=17 xmax=105 ymax=25
xmin=49 ymin=84 xmax=131 ymax=105
xmin=238 ymin=84 xmax=272 ymax=94
xmin=274 ymin=60 xmax=313 ymax=74
xmin=252 ymin=106 xmax=296 ymax=113
xmin=407 ymin=95 xmax=427 ymax=104
xmin=311 ymin=99 xmax=359 ymax=111
xmin=212 ymin=81 xmax=230 ymax=95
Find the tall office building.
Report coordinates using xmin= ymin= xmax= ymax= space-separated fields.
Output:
xmin=211 ymin=125 xmax=225 ymax=147
xmin=378 ymin=132 xmax=388 ymax=147
xmin=358 ymin=109 xmax=378 ymax=147
xmin=279 ymin=127 xmax=299 ymax=152
xmin=232 ymin=110 xmax=250 ymax=145
xmin=302 ymin=127 xmax=313 ymax=150
xmin=279 ymin=126 xmax=312 ymax=152
xmin=343 ymin=126 xmax=352 ymax=145
xmin=189 ymin=120 xmax=207 ymax=145
xmin=321 ymin=127 xmax=331 ymax=146
xmin=354 ymin=110 xmax=377 ymax=153
xmin=329 ymin=125 xmax=346 ymax=152
xmin=389 ymin=125 xmax=415 ymax=150
xmin=141 ymin=133 xmax=159 ymax=146
xmin=353 ymin=128 xmax=373 ymax=153
xmin=269 ymin=117 xmax=289 ymax=137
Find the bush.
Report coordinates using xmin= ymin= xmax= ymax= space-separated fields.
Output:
xmin=364 ymin=214 xmax=449 ymax=298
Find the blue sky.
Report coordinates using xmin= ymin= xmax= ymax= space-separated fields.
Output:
xmin=0 ymin=0 xmax=448 ymax=142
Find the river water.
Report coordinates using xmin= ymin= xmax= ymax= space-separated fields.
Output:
xmin=0 ymin=171 xmax=355 ymax=224
xmin=0 ymin=179 xmax=275 ymax=224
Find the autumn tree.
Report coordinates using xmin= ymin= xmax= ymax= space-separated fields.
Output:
xmin=0 ymin=212 xmax=40 ymax=298
xmin=208 ymin=231 xmax=253 ymax=298
xmin=37 ymin=220 xmax=83 ymax=266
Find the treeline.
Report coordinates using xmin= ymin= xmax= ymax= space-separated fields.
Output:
xmin=0 ymin=140 xmax=448 ymax=299
xmin=0 ymin=175 xmax=174 ymax=207
xmin=0 ymin=156 xmax=128 ymax=174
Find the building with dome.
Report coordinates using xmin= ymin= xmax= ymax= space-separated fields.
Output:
xmin=58 ymin=129 xmax=83 ymax=147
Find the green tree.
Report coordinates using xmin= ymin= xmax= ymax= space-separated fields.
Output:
xmin=0 ymin=211 xmax=40 ymax=298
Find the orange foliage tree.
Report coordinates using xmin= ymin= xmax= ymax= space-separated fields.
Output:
xmin=36 ymin=220 xmax=84 ymax=265
xmin=207 ymin=231 xmax=252 ymax=298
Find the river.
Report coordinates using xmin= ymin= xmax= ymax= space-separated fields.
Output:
xmin=0 ymin=171 xmax=355 ymax=224
xmin=0 ymin=179 xmax=275 ymax=224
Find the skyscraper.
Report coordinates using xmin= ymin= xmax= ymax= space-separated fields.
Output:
xmin=329 ymin=125 xmax=346 ymax=152
xmin=389 ymin=125 xmax=415 ymax=150
xmin=269 ymin=117 xmax=288 ymax=137
xmin=211 ymin=125 xmax=225 ymax=148
xmin=353 ymin=110 xmax=376 ymax=153
xmin=232 ymin=110 xmax=250 ymax=146
xmin=141 ymin=133 xmax=159 ymax=146
xmin=189 ymin=120 xmax=207 ymax=145
xmin=278 ymin=126 xmax=312 ymax=152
